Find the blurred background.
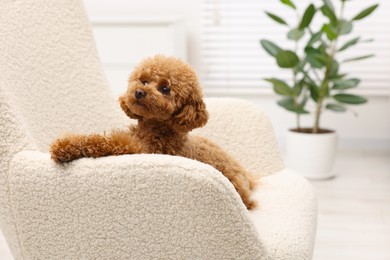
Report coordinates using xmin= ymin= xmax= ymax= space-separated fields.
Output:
xmin=83 ymin=0 xmax=389 ymax=151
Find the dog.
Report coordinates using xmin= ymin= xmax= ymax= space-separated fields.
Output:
xmin=50 ymin=55 xmax=258 ymax=209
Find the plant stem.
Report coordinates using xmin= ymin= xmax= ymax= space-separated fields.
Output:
xmin=313 ymin=93 xmax=323 ymax=133
xmin=294 ymin=8 xmax=301 ymax=130
xmin=313 ymin=1 xmax=346 ymax=133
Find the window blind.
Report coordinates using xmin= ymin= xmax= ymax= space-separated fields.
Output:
xmin=201 ymin=0 xmax=390 ymax=95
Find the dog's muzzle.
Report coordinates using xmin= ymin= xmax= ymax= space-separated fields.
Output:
xmin=135 ymin=89 xmax=146 ymax=100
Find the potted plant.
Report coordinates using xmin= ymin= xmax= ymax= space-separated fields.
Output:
xmin=260 ymin=0 xmax=378 ymax=179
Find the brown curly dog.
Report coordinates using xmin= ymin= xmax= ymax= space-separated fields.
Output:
xmin=50 ymin=55 xmax=258 ymax=209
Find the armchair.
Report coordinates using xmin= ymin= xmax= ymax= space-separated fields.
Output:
xmin=0 ymin=0 xmax=317 ymax=259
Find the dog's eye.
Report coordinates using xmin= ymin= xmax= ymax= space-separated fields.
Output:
xmin=141 ymin=80 xmax=148 ymax=85
xmin=159 ymin=86 xmax=171 ymax=95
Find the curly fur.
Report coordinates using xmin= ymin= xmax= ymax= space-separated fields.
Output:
xmin=50 ymin=55 xmax=259 ymax=209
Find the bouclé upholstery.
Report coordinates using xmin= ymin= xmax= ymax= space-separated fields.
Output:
xmin=0 ymin=0 xmax=317 ymax=259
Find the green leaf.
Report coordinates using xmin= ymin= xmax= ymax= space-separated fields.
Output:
xmin=338 ymin=37 xmax=360 ymax=52
xmin=314 ymin=53 xmax=329 ymax=65
xmin=333 ymin=94 xmax=368 ymax=104
xmin=315 ymin=54 xmax=329 ymax=65
xmin=265 ymin=78 xmax=293 ymax=96
xmin=299 ymin=4 xmax=316 ymax=30
xmin=276 ymin=50 xmax=300 ymax=68
xmin=287 ymin=28 xmax=305 ymax=40
xmin=332 ymin=78 xmax=360 ymax=90
xmin=343 ymin=54 xmax=375 ymax=63
xmin=265 ymin=12 xmax=288 ymax=26
xmin=352 ymin=4 xmax=379 ymax=21
xmin=280 ymin=0 xmax=296 ymax=10
xmin=307 ymin=31 xmax=322 ymax=46
xmin=318 ymin=43 xmax=328 ymax=55
xmin=305 ymin=47 xmax=324 ymax=68
xmin=323 ymin=0 xmax=335 ymax=11
xmin=293 ymin=79 xmax=305 ymax=96
xmin=260 ymin=39 xmax=282 ymax=57
xmin=320 ymin=5 xmax=338 ymax=26
xmin=309 ymin=83 xmax=320 ymax=102
xmin=333 ymin=73 xmax=348 ymax=80
xmin=328 ymin=60 xmax=339 ymax=78
xmin=323 ymin=82 xmax=330 ymax=97
xmin=277 ymin=98 xmax=309 ymax=114
xmin=322 ymin=24 xmax=337 ymax=40
xmin=326 ymin=103 xmax=347 ymax=112
xmin=361 ymin=38 xmax=374 ymax=43
xmin=294 ymin=59 xmax=306 ymax=73
xmin=339 ymin=19 xmax=353 ymax=35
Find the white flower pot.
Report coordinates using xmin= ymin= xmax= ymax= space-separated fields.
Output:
xmin=285 ymin=129 xmax=338 ymax=180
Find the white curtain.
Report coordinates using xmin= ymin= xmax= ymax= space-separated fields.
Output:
xmin=201 ymin=0 xmax=390 ymax=95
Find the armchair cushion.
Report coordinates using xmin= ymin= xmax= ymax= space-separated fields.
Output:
xmin=251 ymin=169 xmax=317 ymax=259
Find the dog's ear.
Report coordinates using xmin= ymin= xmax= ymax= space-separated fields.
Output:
xmin=119 ymin=95 xmax=142 ymax=120
xmin=170 ymin=95 xmax=208 ymax=133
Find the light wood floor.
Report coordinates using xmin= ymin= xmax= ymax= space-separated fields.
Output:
xmin=311 ymin=149 xmax=390 ymax=260
xmin=0 ymin=150 xmax=389 ymax=259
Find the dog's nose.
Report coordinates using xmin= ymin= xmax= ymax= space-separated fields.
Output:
xmin=135 ymin=89 xmax=146 ymax=100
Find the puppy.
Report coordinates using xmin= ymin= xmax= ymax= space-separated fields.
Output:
xmin=50 ymin=55 xmax=258 ymax=209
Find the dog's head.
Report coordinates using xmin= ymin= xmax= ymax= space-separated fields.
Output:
xmin=119 ymin=55 xmax=208 ymax=133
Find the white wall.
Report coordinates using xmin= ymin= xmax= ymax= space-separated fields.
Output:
xmin=83 ymin=0 xmax=203 ymax=70
xmin=83 ymin=0 xmax=390 ymax=150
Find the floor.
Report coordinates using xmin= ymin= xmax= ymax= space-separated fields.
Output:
xmin=311 ymin=149 xmax=390 ymax=260
xmin=0 ymin=150 xmax=389 ymax=260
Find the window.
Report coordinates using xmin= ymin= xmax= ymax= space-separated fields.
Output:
xmin=201 ymin=0 xmax=390 ymax=96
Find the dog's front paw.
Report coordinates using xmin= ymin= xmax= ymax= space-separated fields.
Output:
xmin=50 ymin=135 xmax=82 ymax=163
xmin=245 ymin=199 xmax=257 ymax=210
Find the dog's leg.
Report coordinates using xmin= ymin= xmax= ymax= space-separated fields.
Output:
xmin=187 ymin=136 xmax=259 ymax=210
xmin=50 ymin=130 xmax=142 ymax=163
xmin=214 ymin=163 xmax=258 ymax=210
xmin=229 ymin=173 xmax=258 ymax=210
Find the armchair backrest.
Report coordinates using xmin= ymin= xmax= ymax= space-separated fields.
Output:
xmin=197 ymin=98 xmax=284 ymax=177
xmin=0 ymin=0 xmax=127 ymax=257
xmin=0 ymin=0 xmax=127 ymax=154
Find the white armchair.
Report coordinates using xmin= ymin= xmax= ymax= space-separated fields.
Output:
xmin=0 ymin=0 xmax=317 ymax=259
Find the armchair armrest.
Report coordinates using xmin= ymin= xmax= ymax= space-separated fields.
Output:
xmin=8 ymin=151 xmax=267 ymax=259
